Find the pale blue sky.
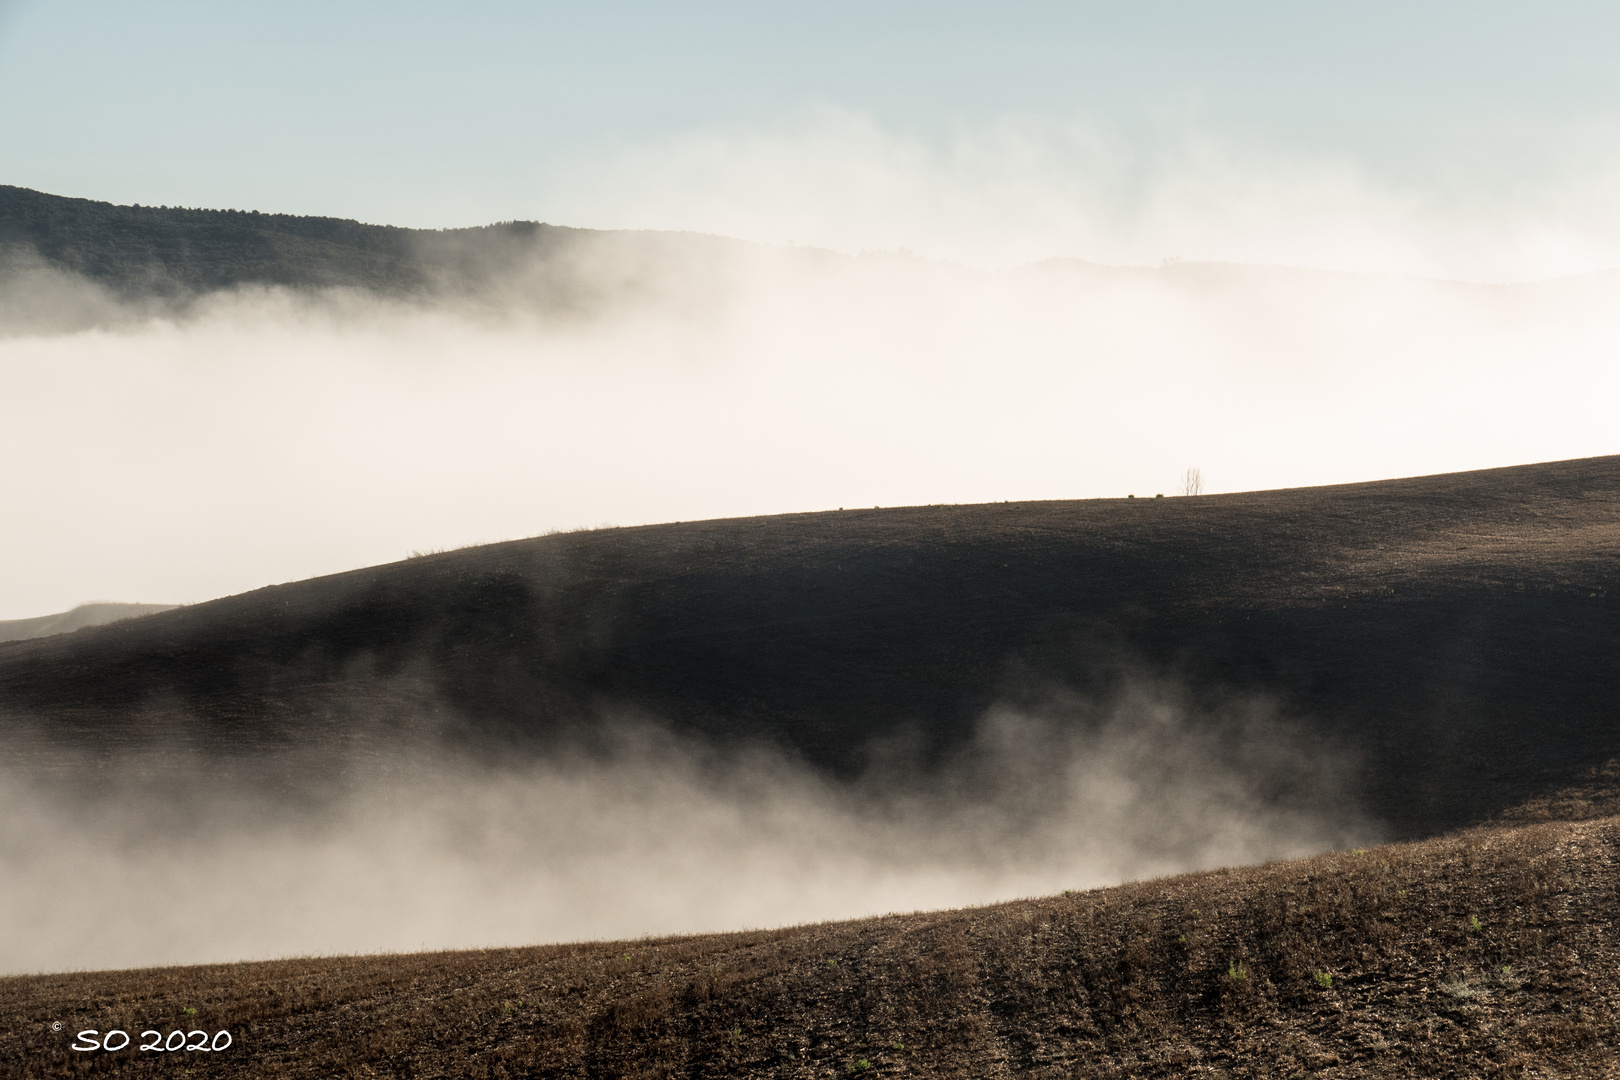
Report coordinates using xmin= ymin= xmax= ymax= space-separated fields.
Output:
xmin=4 ymin=1 xmax=1619 ymax=262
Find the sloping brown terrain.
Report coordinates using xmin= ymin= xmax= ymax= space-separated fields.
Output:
xmin=6 ymin=812 xmax=1619 ymax=1078
xmin=2 ymin=455 xmax=1615 ymax=838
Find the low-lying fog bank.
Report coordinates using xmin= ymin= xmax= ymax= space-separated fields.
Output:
xmin=0 ymin=678 xmax=1371 ymax=974
xmin=1 ymin=240 xmax=1616 ymax=620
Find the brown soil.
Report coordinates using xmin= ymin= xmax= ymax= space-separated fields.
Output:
xmin=6 ymin=813 xmax=1619 ymax=1078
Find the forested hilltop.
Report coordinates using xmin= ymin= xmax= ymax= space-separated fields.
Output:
xmin=0 ymin=184 xmax=745 ymax=302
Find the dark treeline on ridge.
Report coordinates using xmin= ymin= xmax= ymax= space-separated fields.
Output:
xmin=0 ymin=184 xmax=748 ymax=303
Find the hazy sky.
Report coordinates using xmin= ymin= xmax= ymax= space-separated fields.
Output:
xmin=5 ymin=2 xmax=1620 ymax=274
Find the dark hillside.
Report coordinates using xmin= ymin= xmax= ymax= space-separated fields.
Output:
xmin=0 ymin=185 xmax=746 ymax=304
xmin=0 ymin=184 xmax=449 ymax=295
xmin=1 ymin=455 xmax=1615 ymax=838
xmin=6 ymin=815 xmax=1620 ymax=1077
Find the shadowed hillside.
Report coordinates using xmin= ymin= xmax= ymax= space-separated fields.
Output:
xmin=6 ymin=814 xmax=1619 ymax=1077
xmin=0 ymin=184 xmax=751 ymax=313
xmin=1 ymin=455 xmax=1615 ymax=839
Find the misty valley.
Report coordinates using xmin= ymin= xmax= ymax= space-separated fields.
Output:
xmin=1 ymin=185 xmax=1618 ymax=1077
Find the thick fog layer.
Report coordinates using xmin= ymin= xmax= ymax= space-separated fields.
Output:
xmin=1 ymin=241 xmax=1616 ymax=618
xmin=0 ymin=680 xmax=1369 ymax=974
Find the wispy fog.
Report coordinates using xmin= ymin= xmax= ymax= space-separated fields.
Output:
xmin=544 ymin=111 xmax=1620 ymax=280
xmin=1 ymin=235 xmax=1616 ymax=618
xmin=0 ymin=679 xmax=1369 ymax=974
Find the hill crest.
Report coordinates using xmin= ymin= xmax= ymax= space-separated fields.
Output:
xmin=2 ymin=453 xmax=1615 ymax=840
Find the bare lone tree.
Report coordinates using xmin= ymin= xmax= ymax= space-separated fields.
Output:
xmin=1181 ymin=466 xmax=1204 ymax=496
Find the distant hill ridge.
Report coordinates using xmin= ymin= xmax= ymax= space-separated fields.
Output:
xmin=0 ymin=184 xmax=758 ymax=301
xmin=0 ymin=602 xmax=176 ymax=643
xmin=14 ymin=184 xmax=1599 ymax=316
xmin=0 ymin=183 xmax=569 ymax=296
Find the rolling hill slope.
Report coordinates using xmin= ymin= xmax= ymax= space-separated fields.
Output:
xmin=6 ymin=813 xmax=1618 ymax=1078
xmin=1 ymin=455 xmax=1615 ymax=839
